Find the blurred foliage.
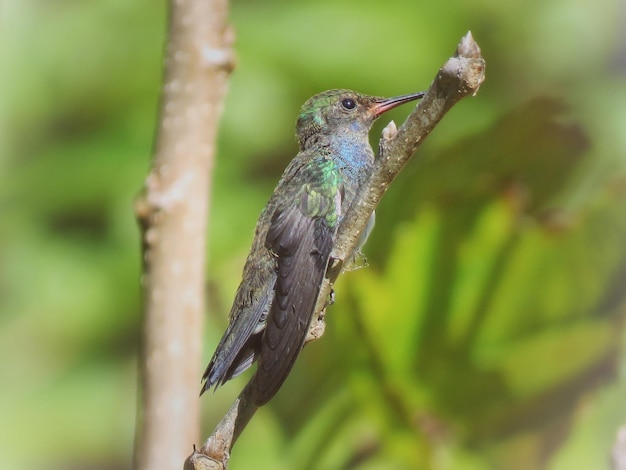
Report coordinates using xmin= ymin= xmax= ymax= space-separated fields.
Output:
xmin=1 ymin=0 xmax=626 ymax=469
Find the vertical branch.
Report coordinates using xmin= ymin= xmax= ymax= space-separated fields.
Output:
xmin=134 ymin=1 xmax=234 ymax=469
xmin=612 ymin=426 xmax=626 ymax=470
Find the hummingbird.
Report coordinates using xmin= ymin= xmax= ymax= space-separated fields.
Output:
xmin=201 ymin=88 xmax=425 ymax=405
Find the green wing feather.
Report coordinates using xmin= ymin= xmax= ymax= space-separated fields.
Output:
xmin=252 ymin=156 xmax=343 ymax=405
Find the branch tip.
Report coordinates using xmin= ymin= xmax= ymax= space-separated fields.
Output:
xmin=382 ymin=120 xmax=398 ymax=141
xmin=456 ymin=31 xmax=482 ymax=59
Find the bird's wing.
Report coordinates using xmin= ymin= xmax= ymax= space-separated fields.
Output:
xmin=200 ymin=273 xmax=274 ymax=392
xmin=252 ymin=156 xmax=343 ymax=405
xmin=200 ymin=209 xmax=279 ymax=394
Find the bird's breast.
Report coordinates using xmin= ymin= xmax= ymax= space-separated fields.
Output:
xmin=331 ymin=139 xmax=375 ymax=191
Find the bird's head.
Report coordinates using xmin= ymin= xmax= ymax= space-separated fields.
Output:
xmin=295 ymin=89 xmax=424 ymax=149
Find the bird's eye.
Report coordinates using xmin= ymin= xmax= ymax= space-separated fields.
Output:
xmin=341 ymin=98 xmax=357 ymax=110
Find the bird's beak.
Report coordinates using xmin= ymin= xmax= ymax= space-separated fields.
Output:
xmin=370 ymin=91 xmax=426 ymax=118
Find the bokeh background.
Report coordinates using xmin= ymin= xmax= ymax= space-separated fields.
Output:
xmin=2 ymin=0 xmax=626 ymax=468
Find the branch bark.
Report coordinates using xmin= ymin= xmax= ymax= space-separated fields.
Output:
xmin=133 ymin=1 xmax=234 ymax=469
xmin=188 ymin=31 xmax=485 ymax=469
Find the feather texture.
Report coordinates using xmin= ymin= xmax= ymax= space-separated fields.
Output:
xmin=253 ymin=158 xmax=342 ymax=404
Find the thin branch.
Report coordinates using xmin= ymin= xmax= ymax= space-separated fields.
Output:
xmin=189 ymin=31 xmax=485 ymax=469
xmin=133 ymin=0 xmax=234 ymax=469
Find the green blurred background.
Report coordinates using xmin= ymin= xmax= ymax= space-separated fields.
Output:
xmin=2 ymin=0 xmax=626 ymax=468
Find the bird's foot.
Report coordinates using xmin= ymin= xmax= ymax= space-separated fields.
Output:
xmin=328 ymin=289 xmax=336 ymax=306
